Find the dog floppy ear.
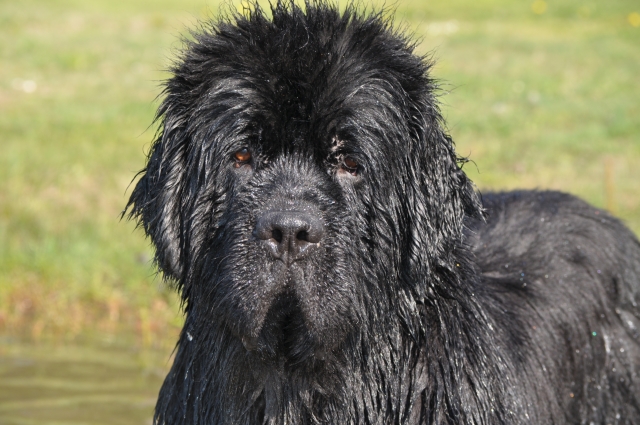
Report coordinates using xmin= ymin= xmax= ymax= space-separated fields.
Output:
xmin=126 ymin=101 xmax=191 ymax=281
xmin=404 ymin=78 xmax=483 ymax=274
xmin=125 ymin=16 xmax=260 ymax=284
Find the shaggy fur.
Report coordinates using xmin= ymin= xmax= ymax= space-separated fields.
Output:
xmin=126 ymin=2 xmax=640 ymax=423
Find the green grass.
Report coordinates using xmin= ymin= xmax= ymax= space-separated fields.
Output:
xmin=1 ymin=0 xmax=639 ymax=344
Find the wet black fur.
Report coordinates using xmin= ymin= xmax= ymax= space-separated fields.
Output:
xmin=126 ymin=2 xmax=640 ymax=423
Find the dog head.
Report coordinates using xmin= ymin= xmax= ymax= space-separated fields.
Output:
xmin=127 ymin=1 xmax=481 ymax=366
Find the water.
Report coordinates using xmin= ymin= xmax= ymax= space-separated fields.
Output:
xmin=0 ymin=340 xmax=170 ymax=425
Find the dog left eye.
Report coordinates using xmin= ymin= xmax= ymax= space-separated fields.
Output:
xmin=233 ymin=148 xmax=251 ymax=167
xmin=341 ymin=157 xmax=358 ymax=175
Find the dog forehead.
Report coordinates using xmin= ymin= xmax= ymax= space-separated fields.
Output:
xmin=220 ymin=46 xmax=414 ymax=157
xmin=170 ymin=6 xmax=430 ymax=166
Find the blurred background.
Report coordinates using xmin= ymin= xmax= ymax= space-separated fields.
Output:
xmin=0 ymin=0 xmax=638 ymax=423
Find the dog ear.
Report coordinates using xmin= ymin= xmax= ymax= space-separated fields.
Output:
xmin=126 ymin=101 xmax=190 ymax=282
xmin=404 ymin=81 xmax=483 ymax=274
xmin=125 ymin=19 xmax=255 ymax=285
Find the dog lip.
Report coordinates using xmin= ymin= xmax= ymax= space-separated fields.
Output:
xmin=241 ymin=334 xmax=259 ymax=351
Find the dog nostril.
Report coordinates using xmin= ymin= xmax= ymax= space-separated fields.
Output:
xmin=272 ymin=228 xmax=283 ymax=243
xmin=255 ymin=211 xmax=324 ymax=263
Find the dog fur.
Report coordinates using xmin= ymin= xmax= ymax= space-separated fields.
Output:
xmin=127 ymin=2 xmax=640 ymax=423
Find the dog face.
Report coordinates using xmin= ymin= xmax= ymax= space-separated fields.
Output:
xmin=128 ymin=3 xmax=480 ymax=366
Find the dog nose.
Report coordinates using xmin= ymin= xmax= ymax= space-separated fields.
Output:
xmin=254 ymin=211 xmax=324 ymax=264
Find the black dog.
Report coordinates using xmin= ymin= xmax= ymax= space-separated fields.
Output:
xmin=127 ymin=2 xmax=640 ymax=423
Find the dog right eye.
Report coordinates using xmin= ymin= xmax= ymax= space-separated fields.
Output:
xmin=233 ymin=148 xmax=251 ymax=167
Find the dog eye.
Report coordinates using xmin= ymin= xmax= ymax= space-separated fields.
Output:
xmin=341 ymin=157 xmax=358 ymax=175
xmin=233 ymin=148 xmax=251 ymax=167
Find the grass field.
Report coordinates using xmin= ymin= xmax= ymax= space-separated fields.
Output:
xmin=1 ymin=0 xmax=639 ymax=346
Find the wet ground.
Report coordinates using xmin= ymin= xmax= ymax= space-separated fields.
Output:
xmin=0 ymin=340 xmax=170 ymax=425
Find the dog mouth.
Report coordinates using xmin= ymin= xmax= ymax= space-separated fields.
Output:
xmin=242 ymin=290 xmax=316 ymax=364
xmin=233 ymin=241 xmax=350 ymax=365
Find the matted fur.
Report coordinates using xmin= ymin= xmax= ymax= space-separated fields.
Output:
xmin=127 ymin=2 xmax=640 ymax=423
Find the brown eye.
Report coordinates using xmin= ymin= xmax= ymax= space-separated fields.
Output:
xmin=233 ymin=148 xmax=251 ymax=167
xmin=341 ymin=156 xmax=358 ymax=175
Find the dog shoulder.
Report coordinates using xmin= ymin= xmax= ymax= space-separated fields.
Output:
xmin=473 ymin=189 xmax=638 ymax=259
